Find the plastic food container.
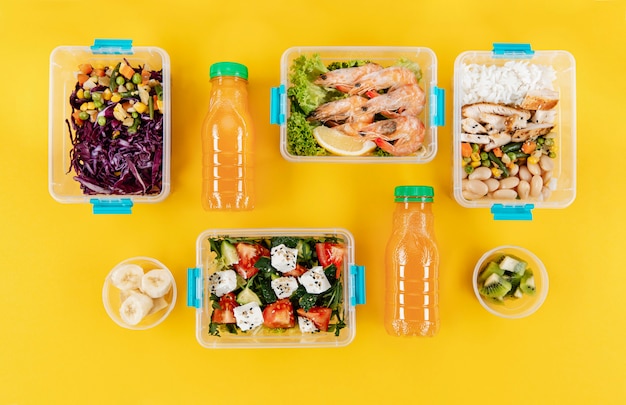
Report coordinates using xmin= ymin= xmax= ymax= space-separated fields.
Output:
xmin=453 ymin=43 xmax=576 ymax=220
xmin=103 ymin=256 xmax=177 ymax=330
xmin=187 ymin=228 xmax=366 ymax=349
xmin=270 ymin=46 xmax=445 ymax=163
xmin=49 ymin=39 xmax=171 ymax=214
xmin=472 ymin=245 xmax=548 ymax=319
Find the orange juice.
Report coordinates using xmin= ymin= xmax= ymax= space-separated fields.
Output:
xmin=201 ymin=62 xmax=254 ymax=210
xmin=384 ymin=185 xmax=440 ymax=337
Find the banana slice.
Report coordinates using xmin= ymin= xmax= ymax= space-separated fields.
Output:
xmin=141 ymin=269 xmax=172 ymax=298
xmin=147 ymin=296 xmax=169 ymax=316
xmin=120 ymin=292 xmax=154 ymax=326
xmin=111 ymin=264 xmax=144 ymax=291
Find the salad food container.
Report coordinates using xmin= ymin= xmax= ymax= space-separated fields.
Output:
xmin=453 ymin=43 xmax=576 ymax=220
xmin=270 ymin=46 xmax=445 ymax=163
xmin=49 ymin=39 xmax=171 ymax=214
xmin=472 ymin=245 xmax=548 ymax=319
xmin=103 ymin=256 xmax=177 ymax=330
xmin=187 ymin=228 xmax=366 ymax=349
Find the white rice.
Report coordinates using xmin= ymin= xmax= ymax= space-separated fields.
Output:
xmin=462 ymin=61 xmax=557 ymax=106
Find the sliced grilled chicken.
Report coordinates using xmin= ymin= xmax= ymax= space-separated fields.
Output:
xmin=531 ymin=110 xmax=556 ymax=124
xmin=462 ymin=102 xmax=531 ymax=121
xmin=461 ymin=118 xmax=487 ymax=134
xmin=520 ymin=89 xmax=559 ymax=110
xmin=512 ymin=123 xmax=554 ymax=142
xmin=484 ymin=132 xmax=512 ymax=152
xmin=461 ymin=133 xmax=490 ymax=144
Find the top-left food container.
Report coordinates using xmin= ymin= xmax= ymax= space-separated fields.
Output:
xmin=48 ymin=39 xmax=171 ymax=214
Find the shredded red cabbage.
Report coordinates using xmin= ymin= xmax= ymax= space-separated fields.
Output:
xmin=66 ymin=61 xmax=164 ymax=196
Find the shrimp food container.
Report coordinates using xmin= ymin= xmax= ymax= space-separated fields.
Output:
xmin=270 ymin=46 xmax=445 ymax=163
xmin=187 ymin=228 xmax=366 ymax=349
xmin=453 ymin=43 xmax=576 ymax=220
xmin=48 ymin=39 xmax=171 ymax=214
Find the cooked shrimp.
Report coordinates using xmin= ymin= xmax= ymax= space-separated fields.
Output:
xmin=332 ymin=121 xmax=374 ymax=137
xmin=314 ymin=63 xmax=383 ymax=93
xmin=358 ymin=116 xmax=425 ymax=156
xmin=363 ymin=83 xmax=426 ymax=118
xmin=349 ymin=66 xmax=418 ymax=96
xmin=308 ymin=95 xmax=374 ymax=124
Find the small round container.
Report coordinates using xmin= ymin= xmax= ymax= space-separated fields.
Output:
xmin=472 ymin=245 xmax=548 ymax=319
xmin=103 ymin=257 xmax=176 ymax=330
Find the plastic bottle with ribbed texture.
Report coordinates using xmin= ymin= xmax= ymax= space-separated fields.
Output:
xmin=384 ymin=185 xmax=440 ymax=337
xmin=201 ymin=62 xmax=254 ymax=210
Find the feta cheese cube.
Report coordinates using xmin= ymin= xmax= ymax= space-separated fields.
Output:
xmin=271 ymin=276 xmax=299 ymax=299
xmin=233 ymin=302 xmax=264 ymax=331
xmin=271 ymin=244 xmax=298 ymax=273
xmin=298 ymin=266 xmax=331 ymax=294
xmin=298 ymin=316 xmax=319 ymax=333
xmin=208 ymin=269 xmax=237 ymax=297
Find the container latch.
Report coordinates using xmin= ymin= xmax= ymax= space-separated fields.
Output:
xmin=270 ymin=85 xmax=286 ymax=125
xmin=491 ymin=204 xmax=534 ymax=221
xmin=430 ymin=86 xmax=445 ymax=127
xmin=91 ymin=39 xmax=133 ymax=55
xmin=492 ymin=43 xmax=534 ymax=58
xmin=187 ymin=268 xmax=202 ymax=308
xmin=349 ymin=265 xmax=366 ymax=306
xmin=90 ymin=198 xmax=133 ymax=214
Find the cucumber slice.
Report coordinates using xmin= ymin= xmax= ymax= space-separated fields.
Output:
xmin=236 ymin=286 xmax=262 ymax=306
xmin=220 ymin=240 xmax=239 ymax=267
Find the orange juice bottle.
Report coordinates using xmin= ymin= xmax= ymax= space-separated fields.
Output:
xmin=384 ymin=185 xmax=440 ymax=337
xmin=201 ymin=62 xmax=254 ymax=210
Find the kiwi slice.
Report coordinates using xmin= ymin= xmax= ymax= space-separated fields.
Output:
xmin=519 ymin=269 xmax=536 ymax=295
xmin=478 ymin=261 xmax=505 ymax=284
xmin=479 ymin=273 xmax=512 ymax=298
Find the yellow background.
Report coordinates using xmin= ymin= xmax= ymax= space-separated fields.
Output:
xmin=1 ymin=0 xmax=625 ymax=403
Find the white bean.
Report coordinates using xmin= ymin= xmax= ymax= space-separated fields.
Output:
xmin=484 ymin=178 xmax=500 ymax=192
xmin=462 ymin=190 xmax=483 ymax=201
xmin=542 ymin=170 xmax=553 ymax=185
xmin=509 ymin=163 xmax=520 ymax=177
xmin=527 ymin=161 xmax=541 ymax=176
xmin=519 ymin=165 xmax=532 ymax=182
xmin=530 ymin=174 xmax=544 ymax=197
xmin=493 ymin=189 xmax=518 ymax=199
xmin=468 ymin=166 xmax=492 ymax=181
xmin=517 ymin=180 xmax=530 ymax=200
xmin=540 ymin=155 xmax=554 ymax=172
xmin=541 ymin=186 xmax=552 ymax=200
xmin=461 ymin=179 xmax=469 ymax=190
xmin=466 ymin=179 xmax=489 ymax=196
xmin=499 ymin=176 xmax=520 ymax=189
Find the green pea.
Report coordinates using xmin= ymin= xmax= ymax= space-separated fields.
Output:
xmin=507 ymin=152 xmax=517 ymax=162
xmin=480 ymin=151 xmax=489 ymax=161
xmin=91 ymin=92 xmax=102 ymax=101
xmin=131 ymin=112 xmax=138 ymax=118
xmin=544 ymin=138 xmax=555 ymax=146
xmin=132 ymin=72 xmax=142 ymax=84
xmin=125 ymin=82 xmax=135 ymax=91
xmin=548 ymin=151 xmax=557 ymax=158
xmin=97 ymin=116 xmax=106 ymax=126
xmin=464 ymin=165 xmax=474 ymax=174
xmin=471 ymin=143 xmax=480 ymax=153
xmin=83 ymin=90 xmax=91 ymax=99
xmin=481 ymin=160 xmax=490 ymax=167
xmin=116 ymin=76 xmax=125 ymax=86
xmin=94 ymin=100 xmax=103 ymax=109
xmin=78 ymin=111 xmax=89 ymax=121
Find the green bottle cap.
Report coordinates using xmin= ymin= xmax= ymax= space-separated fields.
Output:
xmin=210 ymin=62 xmax=248 ymax=80
xmin=394 ymin=185 xmax=434 ymax=202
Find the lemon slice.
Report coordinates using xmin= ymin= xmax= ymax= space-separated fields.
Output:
xmin=313 ymin=126 xmax=377 ymax=156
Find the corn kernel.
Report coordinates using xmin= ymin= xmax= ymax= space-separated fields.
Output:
xmin=470 ymin=160 xmax=481 ymax=168
xmin=86 ymin=102 xmax=95 ymax=110
xmin=491 ymin=167 xmax=503 ymax=178
xmin=156 ymin=99 xmax=164 ymax=111
xmin=527 ymin=156 xmax=539 ymax=165
xmin=461 ymin=159 xmax=467 ymax=167
xmin=111 ymin=94 xmax=121 ymax=103
xmin=80 ymin=103 xmax=88 ymax=111
xmin=133 ymin=101 xmax=148 ymax=114
xmin=470 ymin=152 xmax=481 ymax=162
xmin=76 ymin=88 xmax=84 ymax=99
xmin=102 ymin=88 xmax=112 ymax=101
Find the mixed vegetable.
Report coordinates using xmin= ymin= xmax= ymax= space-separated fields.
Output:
xmin=286 ymin=54 xmax=423 ymax=157
xmin=66 ymin=60 xmax=165 ymax=195
xmin=205 ymin=236 xmax=347 ymax=337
